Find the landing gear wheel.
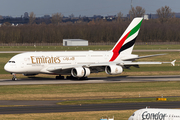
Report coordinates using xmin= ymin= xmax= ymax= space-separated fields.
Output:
xmin=55 ymin=75 xmax=64 ymax=79
xmin=66 ymin=76 xmax=76 ymax=80
xmin=12 ymin=73 xmax=18 ymax=81
xmin=12 ymin=77 xmax=18 ymax=81
xmin=66 ymin=76 xmax=88 ymax=80
xmin=80 ymin=77 xmax=88 ymax=80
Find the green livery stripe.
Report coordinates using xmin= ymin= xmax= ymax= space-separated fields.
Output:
xmin=127 ymin=19 xmax=143 ymax=39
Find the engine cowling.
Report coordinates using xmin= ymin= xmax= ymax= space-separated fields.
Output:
xmin=105 ymin=65 xmax=123 ymax=75
xmin=71 ymin=67 xmax=90 ymax=77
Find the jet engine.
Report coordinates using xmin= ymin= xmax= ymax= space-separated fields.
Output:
xmin=71 ymin=67 xmax=90 ymax=78
xmin=105 ymin=65 xmax=123 ymax=75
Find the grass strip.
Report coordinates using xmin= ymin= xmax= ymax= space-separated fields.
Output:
xmin=57 ymin=97 xmax=180 ymax=105
xmin=0 ymin=105 xmax=31 ymax=107
xmin=58 ymin=98 xmax=156 ymax=105
xmin=0 ymin=82 xmax=180 ymax=100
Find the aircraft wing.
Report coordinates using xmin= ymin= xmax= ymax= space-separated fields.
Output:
xmin=122 ymin=54 xmax=166 ymax=61
xmin=46 ymin=62 xmax=114 ymax=73
xmin=46 ymin=60 xmax=175 ymax=73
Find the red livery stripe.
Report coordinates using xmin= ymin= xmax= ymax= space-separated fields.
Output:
xmin=109 ymin=31 xmax=131 ymax=61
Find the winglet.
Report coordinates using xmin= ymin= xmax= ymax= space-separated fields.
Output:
xmin=171 ymin=60 xmax=176 ymax=66
xmin=162 ymin=60 xmax=176 ymax=66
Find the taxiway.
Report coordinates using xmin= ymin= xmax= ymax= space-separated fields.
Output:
xmin=1 ymin=75 xmax=180 ymax=85
xmin=0 ymin=101 xmax=180 ymax=114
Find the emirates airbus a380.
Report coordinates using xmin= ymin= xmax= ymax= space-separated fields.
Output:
xmin=4 ymin=17 xmax=175 ymax=80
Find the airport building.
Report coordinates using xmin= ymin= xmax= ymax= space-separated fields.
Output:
xmin=63 ymin=39 xmax=88 ymax=46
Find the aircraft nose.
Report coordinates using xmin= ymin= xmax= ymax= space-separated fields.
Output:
xmin=128 ymin=116 xmax=133 ymax=120
xmin=4 ymin=63 xmax=10 ymax=72
xmin=4 ymin=63 xmax=16 ymax=73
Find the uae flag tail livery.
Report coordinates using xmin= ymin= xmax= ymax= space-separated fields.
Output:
xmin=110 ymin=17 xmax=143 ymax=62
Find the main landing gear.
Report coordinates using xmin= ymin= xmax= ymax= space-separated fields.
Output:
xmin=66 ymin=76 xmax=88 ymax=80
xmin=55 ymin=75 xmax=64 ymax=79
xmin=55 ymin=75 xmax=88 ymax=80
xmin=12 ymin=73 xmax=18 ymax=81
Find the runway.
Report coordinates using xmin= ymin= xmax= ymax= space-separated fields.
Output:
xmin=1 ymin=75 xmax=180 ymax=85
xmin=0 ymin=101 xmax=180 ymax=114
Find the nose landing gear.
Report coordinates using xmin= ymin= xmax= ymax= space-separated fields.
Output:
xmin=12 ymin=73 xmax=18 ymax=81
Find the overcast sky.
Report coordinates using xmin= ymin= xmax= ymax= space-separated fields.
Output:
xmin=0 ymin=0 xmax=179 ymax=17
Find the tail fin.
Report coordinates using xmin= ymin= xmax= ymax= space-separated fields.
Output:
xmin=110 ymin=17 xmax=143 ymax=61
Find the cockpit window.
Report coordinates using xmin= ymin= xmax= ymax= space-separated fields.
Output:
xmin=8 ymin=61 xmax=15 ymax=63
xmin=132 ymin=113 xmax=135 ymax=116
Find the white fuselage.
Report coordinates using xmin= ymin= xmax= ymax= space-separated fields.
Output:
xmin=4 ymin=50 xmax=120 ymax=74
xmin=128 ymin=108 xmax=180 ymax=120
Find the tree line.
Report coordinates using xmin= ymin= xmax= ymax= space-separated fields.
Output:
xmin=0 ymin=6 xmax=179 ymax=43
